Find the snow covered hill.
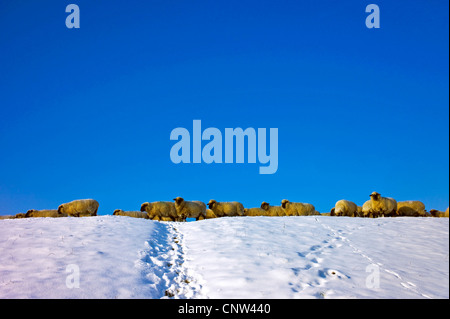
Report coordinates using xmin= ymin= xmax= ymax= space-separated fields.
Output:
xmin=0 ymin=216 xmax=448 ymax=299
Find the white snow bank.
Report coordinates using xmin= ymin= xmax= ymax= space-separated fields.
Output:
xmin=0 ymin=216 xmax=448 ymax=299
xmin=178 ymin=216 xmax=449 ymax=299
xmin=0 ymin=216 xmax=175 ymax=298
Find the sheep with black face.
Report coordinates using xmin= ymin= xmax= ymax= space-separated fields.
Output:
xmin=369 ymin=192 xmax=397 ymax=217
xmin=207 ymin=200 xmax=244 ymax=218
xmin=173 ymin=197 xmax=206 ymax=221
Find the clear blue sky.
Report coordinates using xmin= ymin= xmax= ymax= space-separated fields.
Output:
xmin=0 ymin=0 xmax=448 ymax=215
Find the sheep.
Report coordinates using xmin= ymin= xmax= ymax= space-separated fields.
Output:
xmin=206 ymin=209 xmax=217 ymax=219
xmin=333 ymin=200 xmax=359 ymax=217
xmin=397 ymin=201 xmax=426 ymax=217
xmin=0 ymin=215 xmax=15 ymax=220
xmin=429 ymin=209 xmax=448 ymax=218
xmin=173 ymin=197 xmax=206 ymax=221
xmin=25 ymin=209 xmax=68 ymax=218
xmin=15 ymin=213 xmax=26 ymax=219
xmin=281 ymin=200 xmax=316 ymax=216
xmin=140 ymin=201 xmax=178 ymax=221
xmin=244 ymin=207 xmax=267 ymax=216
xmin=329 ymin=208 xmax=336 ymax=216
xmin=58 ymin=199 xmax=99 ymax=217
xmin=362 ymin=200 xmax=374 ymax=218
xmin=113 ymin=209 xmax=149 ymax=219
xmin=261 ymin=202 xmax=285 ymax=216
xmin=207 ymin=200 xmax=245 ymax=217
xmin=369 ymin=192 xmax=397 ymax=217
xmin=193 ymin=201 xmax=207 ymax=214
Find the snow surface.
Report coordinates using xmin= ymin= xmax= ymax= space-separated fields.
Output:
xmin=0 ymin=215 xmax=448 ymax=299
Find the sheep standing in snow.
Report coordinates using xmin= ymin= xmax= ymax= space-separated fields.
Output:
xmin=281 ymin=199 xmax=316 ymax=216
xmin=25 ymin=209 xmax=68 ymax=218
xmin=173 ymin=197 xmax=206 ymax=221
xmin=261 ymin=202 xmax=285 ymax=216
xmin=58 ymin=199 xmax=99 ymax=217
xmin=113 ymin=209 xmax=149 ymax=219
xmin=369 ymin=192 xmax=397 ymax=217
xmin=397 ymin=201 xmax=426 ymax=217
xmin=140 ymin=201 xmax=178 ymax=221
xmin=207 ymin=200 xmax=245 ymax=217
xmin=332 ymin=200 xmax=359 ymax=217
xmin=362 ymin=200 xmax=374 ymax=218
xmin=244 ymin=207 xmax=267 ymax=216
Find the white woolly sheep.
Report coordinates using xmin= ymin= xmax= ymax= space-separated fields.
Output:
xmin=397 ymin=201 xmax=426 ymax=217
xmin=369 ymin=192 xmax=397 ymax=217
xmin=281 ymin=199 xmax=316 ymax=216
xmin=333 ymin=200 xmax=359 ymax=217
xmin=261 ymin=201 xmax=285 ymax=216
xmin=58 ymin=199 xmax=99 ymax=217
xmin=113 ymin=209 xmax=149 ymax=219
xmin=207 ymin=200 xmax=245 ymax=217
xmin=140 ymin=201 xmax=178 ymax=221
xmin=429 ymin=209 xmax=448 ymax=218
xmin=362 ymin=200 xmax=374 ymax=218
xmin=0 ymin=215 xmax=15 ymax=220
xmin=173 ymin=197 xmax=206 ymax=221
xmin=244 ymin=207 xmax=267 ymax=216
xmin=25 ymin=209 xmax=68 ymax=218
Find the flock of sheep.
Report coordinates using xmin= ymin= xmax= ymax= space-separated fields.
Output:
xmin=1 ymin=192 xmax=449 ymax=221
xmin=327 ymin=192 xmax=449 ymax=218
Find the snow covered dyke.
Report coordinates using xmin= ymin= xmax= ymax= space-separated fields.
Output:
xmin=0 ymin=215 xmax=448 ymax=299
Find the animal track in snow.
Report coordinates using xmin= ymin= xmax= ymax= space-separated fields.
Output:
xmin=134 ymin=222 xmax=205 ymax=299
xmin=314 ymin=218 xmax=432 ymax=299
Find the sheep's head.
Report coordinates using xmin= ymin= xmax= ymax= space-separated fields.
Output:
xmin=113 ymin=209 xmax=121 ymax=215
xmin=370 ymin=192 xmax=381 ymax=201
xmin=429 ymin=209 xmax=440 ymax=217
xmin=207 ymin=199 xmax=217 ymax=209
xmin=57 ymin=205 xmax=65 ymax=214
xmin=330 ymin=208 xmax=336 ymax=216
xmin=261 ymin=202 xmax=270 ymax=210
xmin=140 ymin=202 xmax=151 ymax=212
xmin=25 ymin=210 xmax=35 ymax=217
xmin=281 ymin=199 xmax=290 ymax=209
xmin=173 ymin=197 xmax=184 ymax=205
